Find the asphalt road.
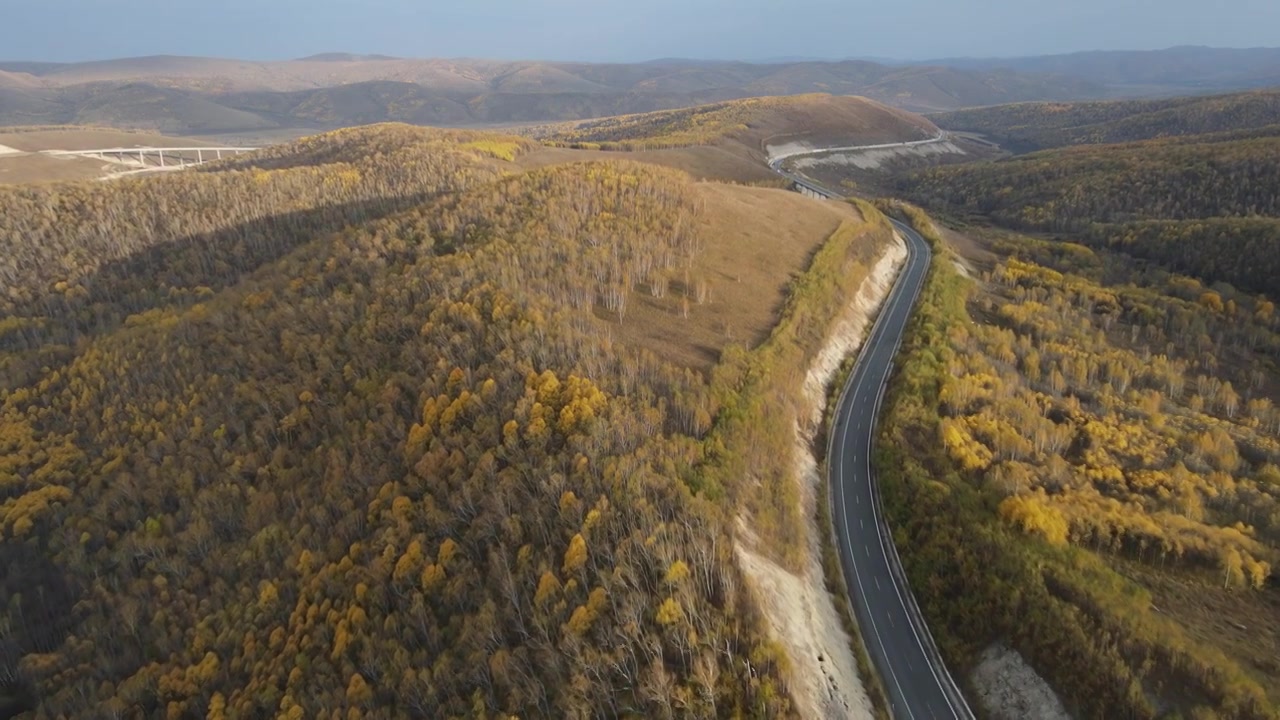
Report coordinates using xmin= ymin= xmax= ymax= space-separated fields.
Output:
xmin=827 ymin=216 xmax=974 ymax=719
xmin=771 ymin=163 xmax=973 ymax=718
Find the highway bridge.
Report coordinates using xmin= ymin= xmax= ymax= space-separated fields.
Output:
xmin=41 ymin=146 xmax=258 ymax=177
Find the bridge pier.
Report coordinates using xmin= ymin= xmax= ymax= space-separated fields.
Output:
xmin=41 ymin=146 xmax=258 ymax=176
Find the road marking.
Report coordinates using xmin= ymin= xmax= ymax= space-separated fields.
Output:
xmin=861 ymin=226 xmax=969 ymax=719
xmin=836 ymin=377 xmax=917 ymax=720
xmin=821 ymin=218 xmax=967 ymax=719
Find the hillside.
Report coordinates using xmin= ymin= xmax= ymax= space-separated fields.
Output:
xmin=877 ymin=208 xmax=1280 ymax=718
xmin=531 ymin=94 xmax=938 ymax=151
xmin=876 ymin=82 xmax=1280 ymax=716
xmin=0 ymin=71 xmax=38 ymax=89
xmin=0 ymin=54 xmax=1104 ymax=134
xmin=931 ymin=90 xmax=1280 ymax=151
xmin=898 ymin=129 xmax=1280 ymax=297
xmin=0 ymin=118 xmax=908 ymax=717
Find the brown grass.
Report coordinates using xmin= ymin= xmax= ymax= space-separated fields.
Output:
xmin=516 ymin=145 xmax=779 ymax=184
xmin=0 ymin=153 xmax=110 ymax=184
xmin=600 ymin=182 xmax=863 ymax=373
xmin=1115 ymin=559 xmax=1280 ymax=705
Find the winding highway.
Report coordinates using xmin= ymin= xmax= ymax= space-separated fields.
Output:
xmin=775 ymin=163 xmax=975 ymax=718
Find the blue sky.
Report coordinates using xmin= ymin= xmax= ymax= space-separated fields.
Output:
xmin=4 ymin=0 xmax=1279 ymax=62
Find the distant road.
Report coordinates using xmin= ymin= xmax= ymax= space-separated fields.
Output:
xmin=767 ymin=133 xmax=948 ymax=166
xmin=773 ymin=159 xmax=975 ymax=719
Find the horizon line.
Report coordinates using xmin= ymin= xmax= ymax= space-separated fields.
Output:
xmin=3 ymin=43 xmax=1279 ymax=67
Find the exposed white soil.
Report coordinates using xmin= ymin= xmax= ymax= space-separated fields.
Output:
xmin=971 ymin=644 xmax=1073 ymax=720
xmin=736 ymin=232 xmax=908 ymax=720
xmin=0 ymin=144 xmax=25 ymax=156
xmin=791 ymin=140 xmax=967 ymax=171
xmin=766 ymin=140 xmax=824 ymax=163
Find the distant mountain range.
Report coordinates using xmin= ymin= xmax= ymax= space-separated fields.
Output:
xmin=0 ymin=55 xmax=1102 ymax=133
xmin=0 ymin=46 xmax=1275 ymax=135
xmin=916 ymin=46 xmax=1280 ymax=92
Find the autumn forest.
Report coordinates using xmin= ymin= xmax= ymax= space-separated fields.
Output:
xmin=872 ymin=89 xmax=1280 ymax=720
xmin=1 ymin=125 xmax=836 ymax=718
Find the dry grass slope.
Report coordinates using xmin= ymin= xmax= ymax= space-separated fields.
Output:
xmin=529 ymin=94 xmax=938 ymax=151
xmin=611 ymin=182 xmax=863 ymax=372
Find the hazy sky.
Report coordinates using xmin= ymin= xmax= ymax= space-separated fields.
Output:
xmin=5 ymin=0 xmax=1279 ymax=63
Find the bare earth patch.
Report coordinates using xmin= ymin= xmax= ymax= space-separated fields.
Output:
xmin=736 ymin=234 xmax=907 ymax=720
xmin=971 ymin=644 xmax=1073 ymax=720
xmin=0 ymin=153 xmax=110 ymax=184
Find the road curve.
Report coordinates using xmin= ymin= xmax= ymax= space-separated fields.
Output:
xmin=774 ymin=165 xmax=974 ymax=718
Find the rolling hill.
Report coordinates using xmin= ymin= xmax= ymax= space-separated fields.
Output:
xmin=0 ymin=91 xmax=927 ymax=716
xmin=532 ymin=93 xmax=938 ymax=150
